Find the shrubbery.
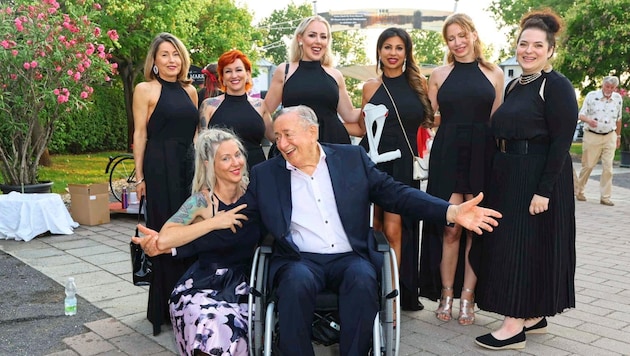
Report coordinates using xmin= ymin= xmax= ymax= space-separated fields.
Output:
xmin=49 ymin=82 xmax=128 ymax=153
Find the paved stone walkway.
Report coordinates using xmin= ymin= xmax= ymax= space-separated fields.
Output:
xmin=1 ymin=161 xmax=629 ymax=355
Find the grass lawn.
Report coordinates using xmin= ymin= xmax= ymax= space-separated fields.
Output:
xmin=569 ymin=142 xmax=622 ymax=161
xmin=23 ymin=142 xmax=623 ymax=195
xmin=38 ymin=151 xmax=127 ymax=194
xmin=570 ymin=142 xmax=582 ymax=156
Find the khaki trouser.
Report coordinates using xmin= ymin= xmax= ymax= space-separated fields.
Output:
xmin=576 ymin=130 xmax=617 ymax=200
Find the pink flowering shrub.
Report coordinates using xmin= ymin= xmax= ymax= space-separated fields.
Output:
xmin=619 ymin=88 xmax=630 ymax=152
xmin=0 ymin=0 xmax=118 ymax=185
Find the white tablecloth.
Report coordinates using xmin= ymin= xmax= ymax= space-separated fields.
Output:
xmin=0 ymin=192 xmax=79 ymax=242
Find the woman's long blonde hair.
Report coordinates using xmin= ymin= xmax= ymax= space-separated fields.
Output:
xmin=191 ymin=128 xmax=248 ymax=195
xmin=289 ymin=15 xmax=334 ymax=67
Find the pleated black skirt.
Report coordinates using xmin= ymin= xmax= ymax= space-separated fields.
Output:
xmin=470 ymin=151 xmax=576 ymax=318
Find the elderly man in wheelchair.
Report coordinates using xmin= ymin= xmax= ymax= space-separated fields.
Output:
xmin=244 ymin=106 xmax=501 ymax=355
xmin=248 ymin=230 xmax=401 ymax=356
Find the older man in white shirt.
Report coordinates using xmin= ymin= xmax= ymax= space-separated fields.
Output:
xmin=575 ymin=76 xmax=623 ymax=206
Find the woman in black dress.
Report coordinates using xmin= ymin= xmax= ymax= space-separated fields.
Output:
xmin=358 ymin=28 xmax=433 ymax=311
xmin=473 ymin=9 xmax=576 ymax=350
xmin=133 ymin=128 xmax=262 ymax=356
xmin=263 ymin=15 xmax=361 ymax=144
xmin=133 ymin=32 xmax=198 ymax=336
xmin=199 ymin=50 xmax=273 ymax=170
xmin=418 ymin=13 xmax=504 ymax=325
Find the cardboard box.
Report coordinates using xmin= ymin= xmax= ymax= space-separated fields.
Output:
xmin=68 ymin=183 xmax=110 ymax=226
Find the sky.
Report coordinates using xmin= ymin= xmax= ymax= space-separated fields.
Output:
xmin=241 ymin=0 xmax=509 ymax=56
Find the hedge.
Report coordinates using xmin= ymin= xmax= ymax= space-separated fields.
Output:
xmin=49 ymin=81 xmax=128 ymax=153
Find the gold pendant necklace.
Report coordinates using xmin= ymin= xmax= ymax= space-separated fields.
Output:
xmin=519 ymin=71 xmax=542 ymax=85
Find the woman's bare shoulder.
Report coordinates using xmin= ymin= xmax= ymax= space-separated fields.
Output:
xmin=362 ymin=77 xmax=381 ymax=90
xmin=133 ymin=80 xmax=160 ymax=101
xmin=431 ymin=64 xmax=453 ymax=80
xmin=479 ymin=64 xmax=505 ymax=86
xmin=134 ymin=80 xmax=159 ymax=92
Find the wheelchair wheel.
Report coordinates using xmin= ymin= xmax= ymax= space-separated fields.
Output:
xmin=109 ymin=156 xmax=136 ymax=202
xmin=248 ymin=246 xmax=272 ymax=356
xmin=374 ymin=247 xmax=400 ymax=356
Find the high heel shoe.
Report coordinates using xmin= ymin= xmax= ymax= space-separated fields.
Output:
xmin=435 ymin=286 xmax=454 ymax=321
xmin=458 ymin=287 xmax=475 ymax=325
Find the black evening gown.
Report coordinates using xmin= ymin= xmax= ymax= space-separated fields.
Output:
xmin=209 ymin=93 xmax=267 ymax=170
xmin=283 ymin=60 xmax=351 ymax=144
xmin=419 ymin=61 xmax=496 ymax=301
xmin=143 ymin=77 xmax=198 ymax=335
xmin=470 ymin=70 xmax=576 ymax=318
xmin=359 ymin=74 xmax=424 ymax=310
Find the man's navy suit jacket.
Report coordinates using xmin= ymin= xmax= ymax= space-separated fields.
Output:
xmin=244 ymin=143 xmax=450 ymax=274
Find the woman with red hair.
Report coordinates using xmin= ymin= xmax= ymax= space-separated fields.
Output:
xmin=199 ymin=50 xmax=273 ymax=170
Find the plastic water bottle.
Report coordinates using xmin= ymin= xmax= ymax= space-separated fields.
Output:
xmin=122 ymin=187 xmax=128 ymax=209
xmin=64 ymin=277 xmax=77 ymax=316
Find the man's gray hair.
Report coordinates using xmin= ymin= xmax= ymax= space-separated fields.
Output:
xmin=273 ymin=105 xmax=319 ymax=129
xmin=603 ymin=76 xmax=619 ymax=87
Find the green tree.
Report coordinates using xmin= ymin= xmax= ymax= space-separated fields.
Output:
xmin=256 ymin=2 xmax=313 ymax=65
xmin=188 ymin=0 xmax=261 ymax=68
xmin=333 ymin=29 xmax=368 ymax=106
xmin=410 ymin=29 xmax=445 ymax=65
xmin=555 ymin=0 xmax=630 ymax=92
xmin=488 ymin=0 xmax=575 ymax=34
xmin=487 ymin=0 xmax=575 ymax=59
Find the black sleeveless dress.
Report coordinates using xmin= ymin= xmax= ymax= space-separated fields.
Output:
xmin=209 ymin=93 xmax=267 ymax=170
xmin=418 ymin=61 xmax=496 ymax=301
xmin=283 ymin=60 xmax=351 ymax=144
xmin=359 ymin=74 xmax=425 ymax=310
xmin=471 ymin=71 xmax=576 ymax=318
xmin=143 ymin=77 xmax=198 ymax=335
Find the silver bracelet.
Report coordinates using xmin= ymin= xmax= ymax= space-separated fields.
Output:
xmin=135 ymin=178 xmax=145 ymax=186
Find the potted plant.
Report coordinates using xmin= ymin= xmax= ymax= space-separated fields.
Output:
xmin=0 ymin=0 xmax=118 ymax=193
xmin=619 ymin=88 xmax=630 ymax=167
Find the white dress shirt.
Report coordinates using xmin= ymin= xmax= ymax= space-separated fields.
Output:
xmin=286 ymin=144 xmax=353 ymax=254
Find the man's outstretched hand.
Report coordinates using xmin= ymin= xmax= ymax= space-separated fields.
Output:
xmin=446 ymin=193 xmax=502 ymax=235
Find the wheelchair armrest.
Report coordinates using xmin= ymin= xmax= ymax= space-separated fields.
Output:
xmin=260 ymin=233 xmax=274 ymax=254
xmin=373 ymin=230 xmax=390 ymax=252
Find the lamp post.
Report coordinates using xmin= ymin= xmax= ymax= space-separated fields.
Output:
xmin=313 ymin=1 xmax=317 ymax=15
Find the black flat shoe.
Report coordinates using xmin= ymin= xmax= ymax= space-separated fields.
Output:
xmin=400 ymin=291 xmax=424 ymax=311
xmin=475 ymin=330 xmax=526 ymax=350
xmin=524 ymin=317 xmax=547 ymax=334
xmin=401 ymin=300 xmax=424 ymax=311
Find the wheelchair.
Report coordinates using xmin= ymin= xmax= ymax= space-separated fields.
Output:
xmin=247 ymin=231 xmax=400 ymax=356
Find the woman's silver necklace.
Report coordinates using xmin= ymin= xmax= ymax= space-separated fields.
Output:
xmin=519 ymin=71 xmax=542 ymax=85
